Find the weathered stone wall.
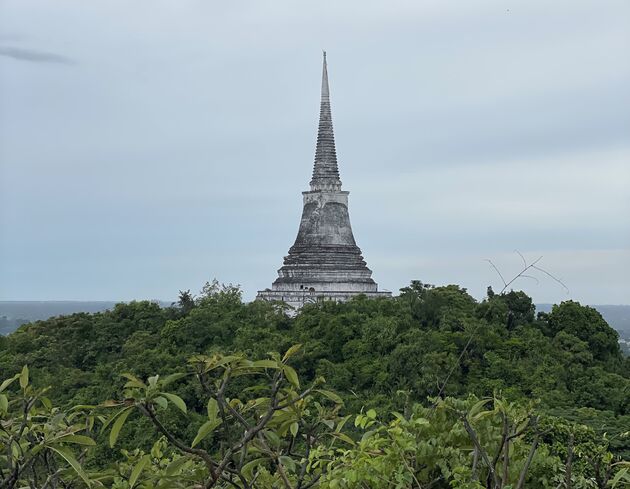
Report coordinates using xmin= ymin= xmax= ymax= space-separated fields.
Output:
xmin=295 ymin=191 xmax=356 ymax=246
xmin=256 ymin=289 xmax=392 ymax=311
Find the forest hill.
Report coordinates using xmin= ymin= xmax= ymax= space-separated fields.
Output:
xmin=0 ymin=281 xmax=628 ymax=487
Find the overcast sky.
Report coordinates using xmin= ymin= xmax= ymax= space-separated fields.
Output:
xmin=1 ymin=0 xmax=629 ymax=305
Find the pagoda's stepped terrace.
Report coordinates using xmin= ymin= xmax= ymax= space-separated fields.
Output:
xmin=257 ymin=290 xmax=391 ymax=311
xmin=257 ymin=52 xmax=391 ymax=309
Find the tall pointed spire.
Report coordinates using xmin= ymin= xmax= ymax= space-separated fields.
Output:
xmin=257 ymin=52 xmax=391 ymax=310
xmin=310 ymin=51 xmax=342 ymax=191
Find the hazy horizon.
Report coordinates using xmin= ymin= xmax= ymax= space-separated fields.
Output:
xmin=1 ymin=1 xmax=629 ymax=304
xmin=2 ymin=299 xmax=630 ymax=306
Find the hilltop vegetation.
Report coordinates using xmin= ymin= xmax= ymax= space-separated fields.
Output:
xmin=0 ymin=281 xmax=628 ymax=488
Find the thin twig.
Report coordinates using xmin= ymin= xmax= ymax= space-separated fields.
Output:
xmin=531 ymin=265 xmax=569 ymax=293
xmin=486 ymin=251 xmax=569 ymax=295
xmin=485 ymin=260 xmax=507 ymax=289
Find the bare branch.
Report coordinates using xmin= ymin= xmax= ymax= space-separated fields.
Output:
xmin=519 ymin=275 xmax=540 ymax=285
xmin=486 ymin=253 xmax=568 ymax=296
xmin=531 ymin=265 xmax=569 ymax=294
xmin=486 ymin=259 xmax=507 ymax=288
xmin=500 ymin=256 xmax=542 ymax=293
xmin=515 ymin=418 xmax=540 ymax=489
xmin=461 ymin=415 xmax=500 ymax=488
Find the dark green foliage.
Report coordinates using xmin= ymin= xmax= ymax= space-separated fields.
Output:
xmin=547 ymin=300 xmax=621 ymax=363
xmin=476 ymin=289 xmax=535 ymax=329
xmin=177 ymin=289 xmax=196 ymax=314
xmin=4 ymin=363 xmax=626 ymax=488
xmin=0 ymin=281 xmax=628 ymax=466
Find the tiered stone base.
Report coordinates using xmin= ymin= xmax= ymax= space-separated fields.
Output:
xmin=256 ymin=289 xmax=392 ymax=311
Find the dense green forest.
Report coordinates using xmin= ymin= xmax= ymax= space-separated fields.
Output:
xmin=1 ymin=281 xmax=629 ymax=488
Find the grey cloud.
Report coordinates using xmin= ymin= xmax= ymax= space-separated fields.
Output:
xmin=0 ymin=46 xmax=74 ymax=64
xmin=0 ymin=0 xmax=628 ymax=303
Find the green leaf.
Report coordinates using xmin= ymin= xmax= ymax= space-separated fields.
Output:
xmin=196 ymin=354 xmax=242 ymax=372
xmin=493 ymin=398 xmax=506 ymax=413
xmin=264 ymin=429 xmax=281 ymax=448
xmin=469 ymin=398 xmax=492 ymax=417
xmin=49 ymin=446 xmax=92 ymax=487
xmin=283 ymin=365 xmax=300 ymax=389
xmin=610 ymin=468 xmax=629 ymax=488
xmin=251 ymin=359 xmax=279 ymax=369
xmin=40 ymin=396 xmax=53 ymax=410
xmin=61 ymin=435 xmax=96 ymax=446
xmin=471 ymin=410 xmax=495 ymax=422
xmin=278 ymin=455 xmax=296 ymax=472
xmin=191 ymin=419 xmax=221 ymax=447
xmin=0 ymin=394 xmax=7 ymax=414
xmin=207 ymin=398 xmax=219 ymax=422
xmin=315 ymin=389 xmax=343 ymax=404
xmin=129 ymin=454 xmax=151 ymax=488
xmin=0 ymin=374 xmax=19 ymax=393
xmin=336 ymin=415 xmax=351 ymax=433
xmin=19 ymin=365 xmax=29 ymax=389
xmin=282 ymin=344 xmax=302 ymax=362
xmin=100 ymin=404 xmax=128 ymax=431
xmin=109 ymin=407 xmax=134 ymax=447
xmin=366 ymin=409 xmax=377 ymax=420
xmin=153 ymin=396 xmax=168 ymax=410
xmin=330 ymin=432 xmax=355 ymax=445
xmin=165 ymin=456 xmax=189 ymax=476
xmin=161 ymin=372 xmax=187 ymax=386
xmin=242 ymin=457 xmax=266 ymax=478
xmin=214 ymin=354 xmax=242 ymax=366
xmin=243 ymin=397 xmax=268 ymax=412
xmin=290 ymin=422 xmax=299 ymax=437
xmin=121 ymin=373 xmax=146 ymax=389
xmin=100 ymin=399 xmax=123 ymax=408
xmin=162 ymin=392 xmax=187 ymax=414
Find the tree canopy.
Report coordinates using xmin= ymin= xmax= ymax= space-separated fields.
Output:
xmin=0 ymin=281 xmax=628 ymax=487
